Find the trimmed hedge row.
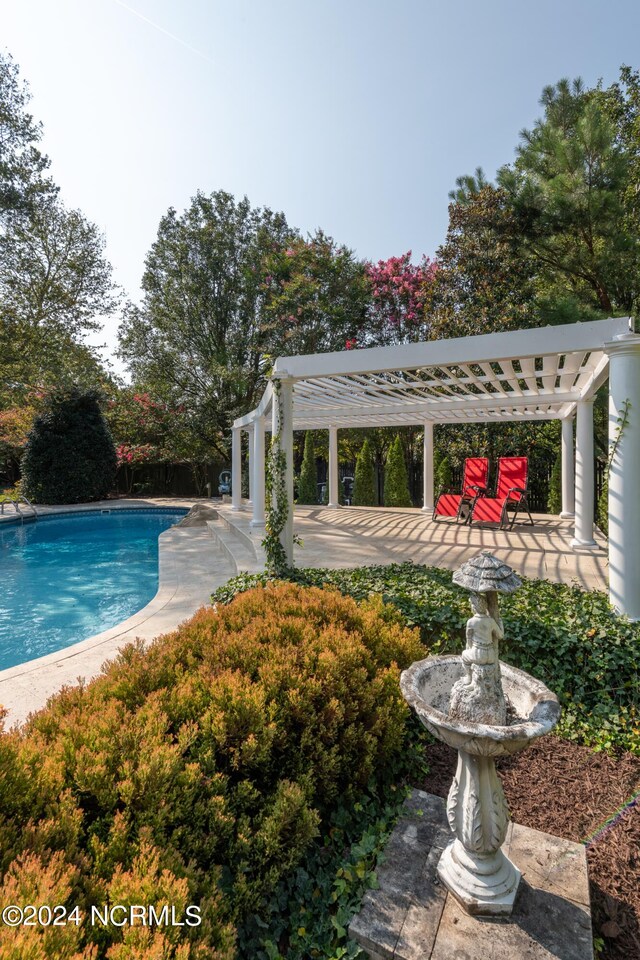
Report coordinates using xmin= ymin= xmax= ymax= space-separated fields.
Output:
xmin=0 ymin=583 xmax=424 ymax=959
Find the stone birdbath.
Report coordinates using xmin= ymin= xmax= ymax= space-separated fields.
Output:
xmin=400 ymin=552 xmax=561 ymax=917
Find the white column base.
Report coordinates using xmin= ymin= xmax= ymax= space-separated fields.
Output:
xmin=570 ymin=537 xmax=598 ymax=549
xmin=560 ymin=511 xmax=575 ymax=519
xmin=421 ymin=505 xmax=433 ymax=513
xmin=327 ymin=502 xmax=340 ymax=509
xmin=250 ymin=520 xmax=266 ymax=530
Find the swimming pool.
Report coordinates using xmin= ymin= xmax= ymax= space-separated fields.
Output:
xmin=0 ymin=508 xmax=188 ymax=670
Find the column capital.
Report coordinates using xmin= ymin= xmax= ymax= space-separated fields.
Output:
xmin=604 ymin=332 xmax=640 ymax=358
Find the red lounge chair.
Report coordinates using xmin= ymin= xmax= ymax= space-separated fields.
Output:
xmin=470 ymin=456 xmax=534 ymax=529
xmin=432 ymin=457 xmax=489 ymax=523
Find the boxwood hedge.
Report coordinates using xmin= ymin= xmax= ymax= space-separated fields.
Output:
xmin=212 ymin=563 xmax=640 ymax=756
xmin=0 ymin=583 xmax=424 ymax=959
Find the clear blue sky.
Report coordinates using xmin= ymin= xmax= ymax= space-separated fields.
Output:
xmin=4 ymin=0 xmax=640 ymax=375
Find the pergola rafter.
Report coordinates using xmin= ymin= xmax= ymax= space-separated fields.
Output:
xmin=233 ymin=316 xmax=640 ymax=620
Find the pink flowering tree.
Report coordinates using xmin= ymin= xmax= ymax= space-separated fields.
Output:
xmin=363 ymin=252 xmax=438 ymax=346
xmin=262 ymin=231 xmax=369 ymax=356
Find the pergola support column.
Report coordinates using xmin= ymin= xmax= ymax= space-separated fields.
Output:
xmin=605 ymin=333 xmax=640 ymax=621
xmin=246 ymin=425 xmax=254 ymax=505
xmin=328 ymin=426 xmax=339 ymax=508
xmin=422 ymin=421 xmax=434 ymax=512
xmin=560 ymin=416 xmax=575 ymax=519
xmin=272 ymin=376 xmax=294 ymax=565
xmin=251 ymin=417 xmax=265 ymax=528
xmin=231 ymin=426 xmax=242 ymax=511
xmin=571 ymin=398 xmax=596 ymax=548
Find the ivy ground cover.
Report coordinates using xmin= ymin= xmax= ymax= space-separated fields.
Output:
xmin=213 ymin=563 xmax=640 ymax=756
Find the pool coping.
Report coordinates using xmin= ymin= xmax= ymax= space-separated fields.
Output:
xmin=0 ymin=498 xmax=232 ymax=727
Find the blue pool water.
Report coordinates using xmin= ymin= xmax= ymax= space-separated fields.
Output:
xmin=0 ymin=508 xmax=187 ymax=670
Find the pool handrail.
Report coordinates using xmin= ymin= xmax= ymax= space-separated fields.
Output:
xmin=0 ymin=495 xmax=38 ymax=521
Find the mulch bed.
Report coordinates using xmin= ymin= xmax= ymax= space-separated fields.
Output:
xmin=419 ymin=737 xmax=640 ymax=960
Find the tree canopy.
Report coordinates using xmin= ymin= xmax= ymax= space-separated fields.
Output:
xmin=0 ymin=50 xmax=55 ymax=224
xmin=0 ymin=52 xmax=117 ymax=407
xmin=444 ymin=68 xmax=640 ymax=334
xmin=118 ymin=191 xmax=296 ymax=460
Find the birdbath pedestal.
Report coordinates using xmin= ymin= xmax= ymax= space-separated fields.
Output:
xmin=400 ymin=552 xmax=561 ymax=917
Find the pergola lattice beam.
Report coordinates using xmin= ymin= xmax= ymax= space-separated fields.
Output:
xmin=272 ymin=317 xmax=631 ymax=380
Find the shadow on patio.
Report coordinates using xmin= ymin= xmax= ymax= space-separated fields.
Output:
xmin=288 ymin=505 xmax=608 ymax=593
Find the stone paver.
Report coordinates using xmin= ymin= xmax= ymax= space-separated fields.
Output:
xmin=349 ymin=790 xmax=593 ymax=960
xmin=219 ymin=504 xmax=608 ymax=592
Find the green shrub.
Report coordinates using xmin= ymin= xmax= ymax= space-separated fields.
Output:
xmin=547 ymin=453 xmax=562 ymax=514
xmin=435 ymin=455 xmax=452 ymax=494
xmin=597 ymin=477 xmax=608 ymax=536
xmin=384 ymin=436 xmax=412 ymax=507
xmin=297 ymin=431 xmax=317 ymax=504
xmin=0 ymin=583 xmax=423 ymax=959
xmin=21 ymin=388 xmax=117 ymax=504
xmin=352 ymin=438 xmax=377 ymax=506
xmin=214 ymin=563 xmax=640 ymax=756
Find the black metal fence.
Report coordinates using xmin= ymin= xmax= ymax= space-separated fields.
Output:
xmin=318 ymin=456 xmax=607 ymax=513
xmin=114 ymin=462 xmax=226 ymax=498
xmin=114 ymin=455 xmax=607 ymax=513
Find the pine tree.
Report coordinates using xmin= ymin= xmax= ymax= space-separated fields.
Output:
xmin=297 ymin=431 xmax=318 ymax=504
xmin=384 ymin=436 xmax=412 ymax=507
xmin=353 ymin=437 xmax=377 ymax=506
xmin=547 ymin=453 xmax=562 ymax=514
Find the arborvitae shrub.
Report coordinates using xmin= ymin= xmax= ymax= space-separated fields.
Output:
xmin=0 ymin=583 xmax=422 ymax=957
xmin=353 ymin=437 xmax=377 ymax=506
xmin=297 ymin=431 xmax=318 ymax=504
xmin=384 ymin=436 xmax=412 ymax=507
xmin=435 ymin=455 xmax=452 ymax=494
xmin=597 ymin=477 xmax=608 ymax=536
xmin=547 ymin=453 xmax=562 ymax=514
xmin=21 ymin=388 xmax=117 ymax=504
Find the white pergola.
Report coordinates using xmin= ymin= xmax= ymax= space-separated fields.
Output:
xmin=233 ymin=317 xmax=640 ymax=620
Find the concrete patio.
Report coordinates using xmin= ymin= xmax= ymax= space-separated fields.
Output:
xmin=220 ymin=503 xmax=609 ymax=593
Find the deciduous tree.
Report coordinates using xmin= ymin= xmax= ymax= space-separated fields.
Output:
xmin=263 ymin=231 xmax=368 ymax=355
xmin=118 ymin=191 xmax=295 ymax=460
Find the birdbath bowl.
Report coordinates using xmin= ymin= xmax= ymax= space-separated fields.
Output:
xmin=400 ymin=552 xmax=561 ymax=917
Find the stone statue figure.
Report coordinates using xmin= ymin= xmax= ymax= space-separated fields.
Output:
xmin=449 ymin=591 xmax=507 ymax=724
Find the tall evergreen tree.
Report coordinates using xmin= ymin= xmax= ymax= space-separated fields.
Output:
xmin=352 ymin=437 xmax=377 ymax=506
xmin=384 ymin=436 xmax=412 ymax=507
xmin=297 ymin=431 xmax=318 ymax=504
xmin=497 ymin=75 xmax=639 ymax=318
xmin=21 ymin=388 xmax=117 ymax=504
